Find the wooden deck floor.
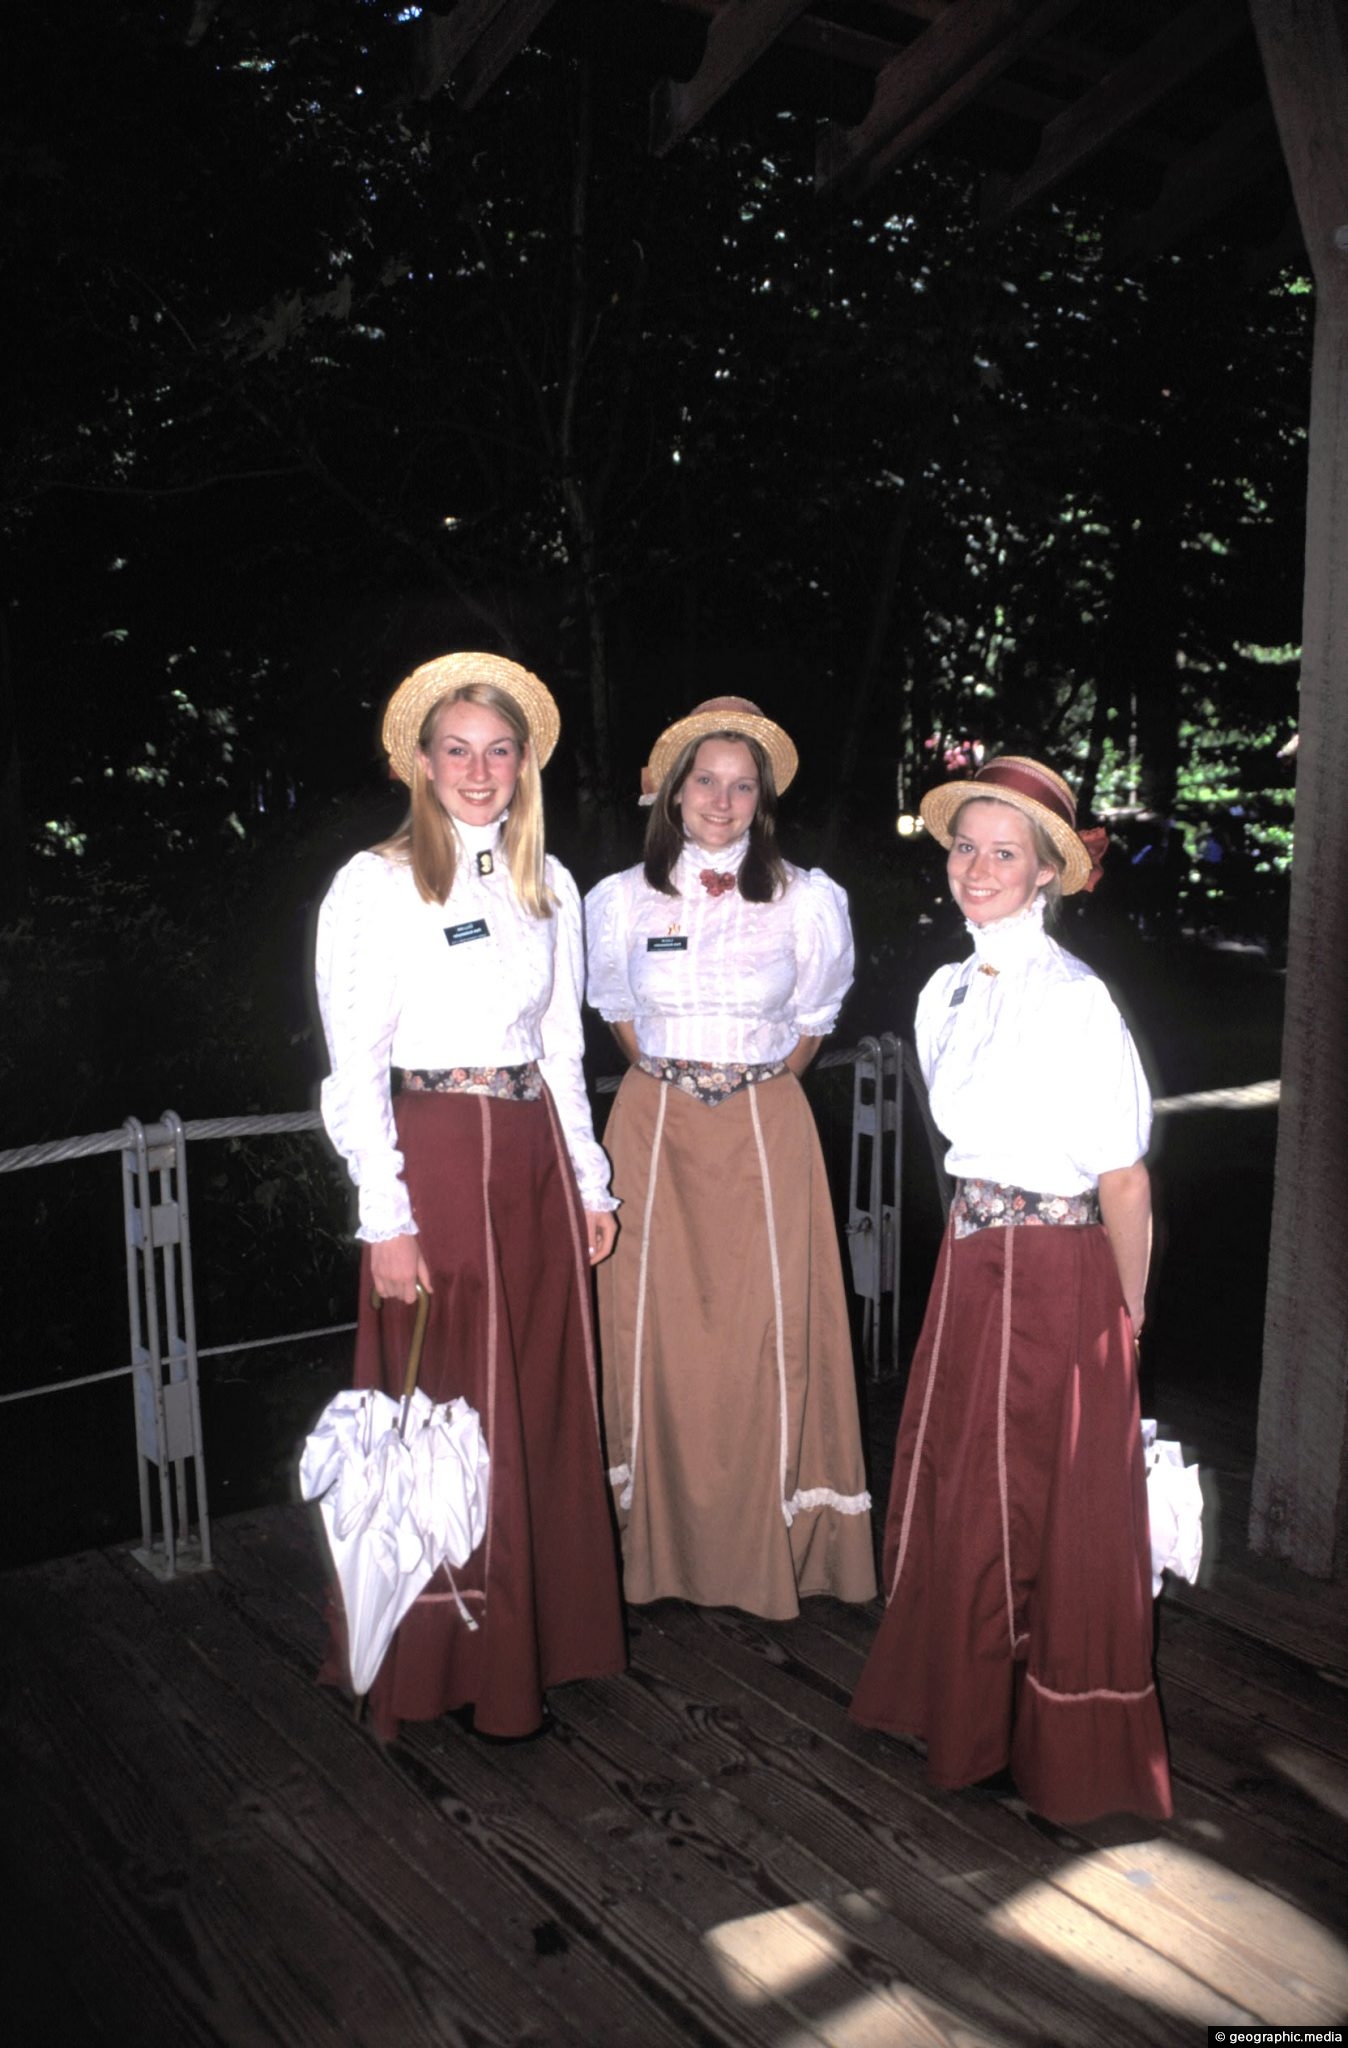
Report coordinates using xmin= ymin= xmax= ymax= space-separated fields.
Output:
xmin=3 ymin=1434 xmax=1346 ymax=2047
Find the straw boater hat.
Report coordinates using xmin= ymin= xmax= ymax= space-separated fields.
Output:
xmin=919 ymin=755 xmax=1106 ymax=895
xmin=640 ymin=696 xmax=799 ymax=802
xmin=381 ymin=651 xmax=561 ymax=786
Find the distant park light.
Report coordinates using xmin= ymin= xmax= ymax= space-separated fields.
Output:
xmin=442 ymin=516 xmax=460 ymax=529
xmin=896 ymin=813 xmax=922 ymax=838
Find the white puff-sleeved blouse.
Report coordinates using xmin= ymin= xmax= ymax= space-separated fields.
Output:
xmin=584 ymin=837 xmax=854 ymax=1065
xmin=315 ymin=835 xmax=615 ymax=1241
xmin=915 ymin=898 xmax=1152 ymax=1194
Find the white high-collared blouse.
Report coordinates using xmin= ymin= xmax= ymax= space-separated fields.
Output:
xmin=916 ymin=898 xmax=1152 ymax=1194
xmin=315 ymin=823 xmax=615 ymax=1241
xmin=584 ymin=836 xmax=854 ymax=1065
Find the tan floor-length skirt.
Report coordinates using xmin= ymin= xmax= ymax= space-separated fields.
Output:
xmin=598 ymin=1065 xmax=876 ymax=1617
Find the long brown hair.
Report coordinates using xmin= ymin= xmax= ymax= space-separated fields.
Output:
xmin=643 ymin=731 xmax=788 ymax=902
xmin=373 ymin=683 xmax=552 ymax=916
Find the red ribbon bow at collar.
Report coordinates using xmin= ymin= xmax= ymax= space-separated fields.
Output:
xmin=1078 ymin=825 xmax=1110 ymax=894
xmin=699 ymin=868 xmax=738 ymax=898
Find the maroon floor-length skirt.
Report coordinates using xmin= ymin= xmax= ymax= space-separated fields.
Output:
xmin=320 ymin=1087 xmax=626 ymax=1740
xmin=849 ymin=1218 xmax=1172 ymax=1826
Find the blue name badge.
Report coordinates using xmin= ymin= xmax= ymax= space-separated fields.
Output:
xmin=444 ymin=918 xmax=490 ymax=948
xmin=949 ymin=981 xmax=969 ymax=1007
xmin=647 ymin=935 xmax=689 ymax=953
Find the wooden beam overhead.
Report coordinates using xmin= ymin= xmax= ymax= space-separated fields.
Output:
xmin=982 ymin=0 xmax=1252 ymax=222
xmin=855 ymin=0 xmax=1086 ymax=194
xmin=650 ymin=0 xmax=813 ymax=157
xmin=412 ymin=0 xmax=514 ymax=102
xmin=456 ymin=0 xmax=558 ymax=112
xmin=817 ymin=0 xmax=1079 ymax=194
xmin=1111 ymin=100 xmax=1283 ymax=262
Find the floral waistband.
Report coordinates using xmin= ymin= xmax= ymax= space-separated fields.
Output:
xmin=952 ymin=1177 xmax=1101 ymax=1238
xmin=636 ymin=1054 xmax=788 ymax=1107
xmin=395 ymin=1062 xmax=544 ymax=1102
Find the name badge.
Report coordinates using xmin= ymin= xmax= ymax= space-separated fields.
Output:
xmin=445 ymin=918 xmax=490 ymax=948
xmin=949 ymin=982 xmax=969 ymax=1007
xmin=647 ymin=935 xmax=689 ymax=953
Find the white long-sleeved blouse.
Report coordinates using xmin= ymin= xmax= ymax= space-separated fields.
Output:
xmin=915 ymin=897 xmax=1152 ymax=1194
xmin=315 ymin=826 xmax=615 ymax=1240
xmin=584 ymin=836 xmax=854 ymax=1064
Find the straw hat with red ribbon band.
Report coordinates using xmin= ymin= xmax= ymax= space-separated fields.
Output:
xmin=918 ymin=755 xmax=1109 ymax=895
xmin=382 ymin=651 xmax=561 ymax=787
xmin=639 ymin=696 xmax=798 ymax=803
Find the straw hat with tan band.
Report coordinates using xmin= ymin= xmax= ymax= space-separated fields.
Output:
xmin=640 ymin=696 xmax=798 ymax=802
xmin=382 ymin=651 xmax=561 ymax=786
xmin=919 ymin=755 xmax=1108 ymax=896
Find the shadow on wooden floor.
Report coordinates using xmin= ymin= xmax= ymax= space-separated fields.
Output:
xmin=2 ymin=1422 xmax=1346 ymax=2046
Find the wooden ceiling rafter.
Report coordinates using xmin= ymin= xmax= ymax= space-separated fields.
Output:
xmin=650 ymin=0 xmax=813 ymax=158
xmin=815 ymin=0 xmax=1083 ymax=194
xmin=412 ymin=0 xmax=557 ymax=108
xmin=455 ymin=0 xmax=558 ymax=111
xmin=979 ymin=0 xmax=1253 ymax=220
xmin=409 ymin=0 xmax=1294 ymax=267
xmin=413 ymin=0 xmax=513 ymax=101
xmin=1110 ymin=97 xmax=1283 ymax=264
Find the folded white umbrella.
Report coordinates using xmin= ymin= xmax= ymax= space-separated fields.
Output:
xmin=1141 ymin=1419 xmax=1204 ymax=1598
xmin=299 ymin=1386 xmax=439 ymax=1695
xmin=299 ymin=1288 xmax=490 ymax=1697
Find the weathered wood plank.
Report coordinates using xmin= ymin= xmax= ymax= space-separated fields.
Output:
xmin=777 ymin=1599 xmax=1348 ymax=1934
xmin=186 ymin=1521 xmax=846 ymax=2045
xmin=631 ymin=1607 xmax=1252 ymax=2039
xmin=476 ymin=1673 xmax=1030 ymax=2046
xmin=644 ymin=1601 xmax=1348 ymax=2024
xmin=1 ymin=1551 xmax=685 ymax=2048
xmin=7 ymin=1491 xmax=1346 ymax=2047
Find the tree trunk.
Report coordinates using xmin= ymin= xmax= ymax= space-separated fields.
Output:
xmin=1248 ymin=0 xmax=1348 ymax=1577
xmin=825 ymin=474 xmax=922 ymax=861
xmin=0 ymin=615 xmax=26 ymax=919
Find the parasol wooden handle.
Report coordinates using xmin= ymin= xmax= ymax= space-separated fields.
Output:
xmin=371 ymin=1281 xmax=433 ymax=1440
xmin=400 ymin=1281 xmax=432 ymax=1411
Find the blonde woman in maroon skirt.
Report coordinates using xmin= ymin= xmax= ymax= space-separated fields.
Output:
xmin=849 ymin=756 xmax=1172 ymax=1825
xmin=314 ymin=652 xmax=625 ymax=1740
xmin=585 ymin=699 xmax=875 ymax=1619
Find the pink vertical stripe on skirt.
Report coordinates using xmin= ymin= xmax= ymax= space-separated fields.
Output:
xmin=320 ymin=1088 xmax=626 ymax=1740
xmin=850 ymin=1220 xmax=1172 ymax=1825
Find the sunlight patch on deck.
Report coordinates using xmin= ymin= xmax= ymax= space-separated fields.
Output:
xmin=704 ymin=1893 xmax=1004 ymax=2045
xmin=703 ymin=1896 xmax=855 ymax=2001
xmin=987 ymin=1840 xmax=1348 ymax=2025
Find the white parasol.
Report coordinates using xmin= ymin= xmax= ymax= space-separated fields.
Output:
xmin=299 ymin=1287 xmax=490 ymax=1698
xmin=1141 ymin=1419 xmax=1203 ymax=1598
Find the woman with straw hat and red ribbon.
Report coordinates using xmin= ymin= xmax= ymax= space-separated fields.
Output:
xmin=584 ymin=698 xmax=876 ymax=1618
xmin=849 ymin=755 xmax=1172 ymax=1824
xmin=314 ymin=652 xmax=625 ymax=1741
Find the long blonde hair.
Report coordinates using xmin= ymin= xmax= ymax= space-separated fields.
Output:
xmin=374 ymin=683 xmax=553 ymax=916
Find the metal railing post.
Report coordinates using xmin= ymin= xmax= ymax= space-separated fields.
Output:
xmin=121 ymin=1111 xmax=212 ymax=1578
xmin=845 ymin=1037 xmax=882 ymax=1373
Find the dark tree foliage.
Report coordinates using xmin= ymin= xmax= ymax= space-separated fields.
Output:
xmin=0 ymin=0 xmax=1309 ymax=1152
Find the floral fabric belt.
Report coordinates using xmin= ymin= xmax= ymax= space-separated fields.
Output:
xmin=952 ymin=1177 xmax=1101 ymax=1239
xmin=636 ymin=1054 xmax=788 ymax=1107
xmin=394 ymin=1062 xmax=544 ymax=1102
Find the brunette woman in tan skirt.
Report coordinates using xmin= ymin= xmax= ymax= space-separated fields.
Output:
xmin=585 ymin=699 xmax=875 ymax=1618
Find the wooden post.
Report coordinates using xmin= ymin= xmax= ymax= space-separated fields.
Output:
xmin=1248 ymin=0 xmax=1348 ymax=1576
